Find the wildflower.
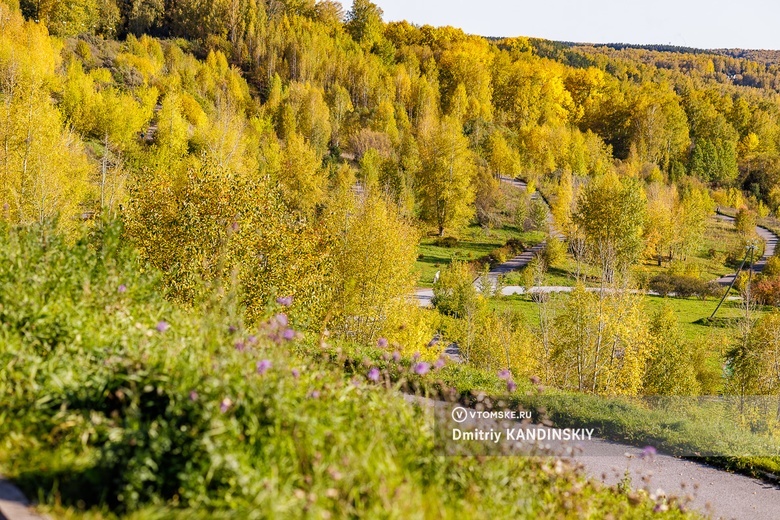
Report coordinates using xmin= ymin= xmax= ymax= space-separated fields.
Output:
xmin=412 ymin=352 xmax=420 ymax=361
xmin=275 ymin=313 xmax=289 ymax=327
xmin=392 ymin=351 xmax=401 ymax=362
xmin=189 ymin=390 xmax=198 ymax=402
xmin=256 ymin=359 xmax=271 ymax=375
xmin=282 ymin=328 xmax=296 ymax=341
xmin=235 ymin=341 xmax=246 ymax=352
xmin=247 ymin=335 xmax=258 ymax=344
xmin=507 ymin=380 xmax=517 ymax=392
xmin=309 ymin=390 xmax=321 ymax=399
xmin=228 ymin=325 xmax=237 ymax=334
xmin=377 ymin=337 xmax=388 ymax=348
xmin=118 ymin=284 xmax=127 ymax=293
xmin=230 ymin=221 xmax=239 ymax=232
xmin=434 ymin=357 xmax=446 ymax=369
xmin=529 ymin=375 xmax=541 ymax=385
xmin=641 ymin=446 xmax=657 ymax=460
xmin=413 ymin=362 xmax=430 ymax=375
xmin=276 ymin=296 xmax=293 ymax=307
xmin=291 ymin=368 xmax=300 ymax=379
xmin=155 ymin=321 xmax=170 ymax=333
xmin=367 ymin=368 xmax=380 ymax=382
xmin=498 ymin=369 xmax=511 ymax=380
xmin=220 ymin=398 xmax=232 ymax=413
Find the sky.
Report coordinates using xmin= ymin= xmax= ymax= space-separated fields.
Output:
xmin=349 ymin=0 xmax=780 ymax=50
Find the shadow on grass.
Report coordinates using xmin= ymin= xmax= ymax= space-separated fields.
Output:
xmin=13 ymin=464 xmax=116 ymax=511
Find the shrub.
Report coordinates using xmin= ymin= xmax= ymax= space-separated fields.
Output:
xmin=763 ymin=256 xmax=780 ymax=278
xmin=431 ymin=261 xmax=479 ymax=317
xmin=505 ymin=238 xmax=526 ymax=255
xmin=488 ymin=246 xmax=509 ymax=264
xmin=753 ymin=277 xmax=780 ymax=306
xmin=649 ymin=273 xmax=720 ymax=299
xmin=433 ymin=236 xmax=459 ymax=248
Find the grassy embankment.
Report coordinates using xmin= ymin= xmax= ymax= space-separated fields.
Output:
xmin=0 ymin=223 xmax=695 ymax=519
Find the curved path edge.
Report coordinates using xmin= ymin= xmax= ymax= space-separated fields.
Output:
xmin=406 ymin=394 xmax=780 ymax=520
xmin=0 ymin=477 xmax=48 ymax=520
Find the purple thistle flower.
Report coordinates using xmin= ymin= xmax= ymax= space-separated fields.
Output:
xmin=367 ymin=367 xmax=380 ymax=382
xmin=309 ymin=390 xmax=320 ymax=399
xmin=235 ymin=341 xmax=246 ymax=352
xmin=413 ymin=362 xmax=430 ymax=375
xmin=155 ymin=321 xmax=170 ymax=333
xmin=412 ymin=352 xmax=420 ymax=361
xmin=118 ymin=284 xmax=127 ymax=293
xmin=276 ymin=296 xmax=293 ymax=307
xmin=230 ymin=221 xmax=239 ymax=232
xmin=189 ymin=390 xmax=198 ymax=402
xmin=377 ymin=337 xmax=388 ymax=348
xmin=256 ymin=359 xmax=271 ymax=375
xmin=498 ymin=369 xmax=511 ymax=380
xmin=641 ymin=446 xmax=657 ymax=460
xmin=291 ymin=368 xmax=300 ymax=379
xmin=228 ymin=325 xmax=237 ymax=334
xmin=392 ymin=351 xmax=401 ymax=362
xmin=434 ymin=357 xmax=446 ymax=369
xmin=275 ymin=313 xmax=289 ymax=327
xmin=507 ymin=380 xmax=517 ymax=392
xmin=247 ymin=334 xmax=258 ymax=345
xmin=282 ymin=328 xmax=296 ymax=341
xmin=220 ymin=397 xmax=232 ymax=413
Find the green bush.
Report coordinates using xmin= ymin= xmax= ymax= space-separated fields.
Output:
xmin=433 ymin=236 xmax=459 ymax=248
xmin=649 ymin=273 xmax=720 ymax=299
xmin=487 ymin=246 xmax=509 ymax=264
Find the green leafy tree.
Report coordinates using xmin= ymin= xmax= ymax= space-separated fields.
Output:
xmin=643 ymin=305 xmax=700 ymax=395
xmin=574 ymin=173 xmax=646 ymax=282
xmin=417 ymin=116 xmax=476 ymax=236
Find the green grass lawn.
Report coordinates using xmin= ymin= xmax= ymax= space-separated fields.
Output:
xmin=503 ymin=255 xmax=601 ymax=287
xmin=415 ymin=225 xmax=544 ymax=286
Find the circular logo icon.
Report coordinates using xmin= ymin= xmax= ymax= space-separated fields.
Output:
xmin=451 ymin=406 xmax=468 ymax=423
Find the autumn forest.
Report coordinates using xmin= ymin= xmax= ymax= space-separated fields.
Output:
xmin=2 ymin=0 xmax=780 ymax=517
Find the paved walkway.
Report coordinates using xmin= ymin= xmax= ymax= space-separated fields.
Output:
xmin=0 ymin=477 xmax=47 ymax=520
xmin=412 ymin=395 xmax=780 ymax=520
xmin=714 ymin=212 xmax=778 ymax=285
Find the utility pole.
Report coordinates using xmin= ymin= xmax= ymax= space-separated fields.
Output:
xmin=710 ymin=243 xmax=756 ymax=320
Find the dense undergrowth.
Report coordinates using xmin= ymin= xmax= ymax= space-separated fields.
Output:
xmin=0 ymin=223 xmax=695 ymax=518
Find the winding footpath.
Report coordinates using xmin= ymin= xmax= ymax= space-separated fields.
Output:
xmin=415 ymin=177 xmax=558 ymax=306
xmin=714 ymin=212 xmax=778 ymax=285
